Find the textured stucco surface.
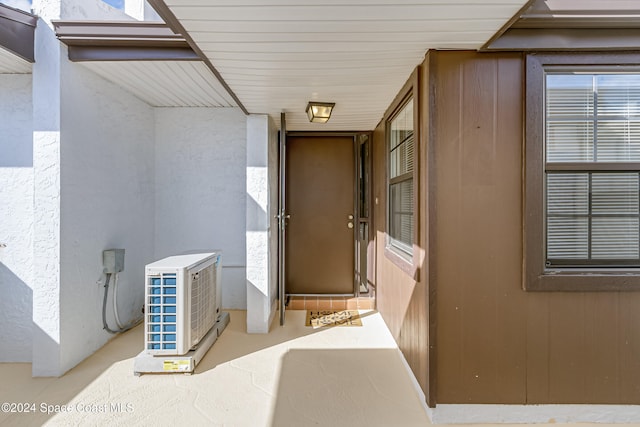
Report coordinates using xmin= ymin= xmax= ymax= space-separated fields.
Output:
xmin=0 ymin=75 xmax=32 ymax=167
xmin=246 ymin=115 xmax=273 ymax=333
xmin=154 ymin=107 xmax=247 ymax=309
xmin=31 ymin=13 xmax=63 ymax=376
xmin=27 ymin=0 xmax=153 ymax=376
xmin=0 ymin=74 xmax=34 ymax=362
xmin=3 ymin=0 xmax=257 ymax=373
xmin=62 ymin=0 xmax=133 ymax=20
xmin=58 ymin=56 xmax=156 ymax=375
xmin=33 ymin=0 xmax=130 ymax=23
xmin=124 ymin=0 xmax=162 ymax=21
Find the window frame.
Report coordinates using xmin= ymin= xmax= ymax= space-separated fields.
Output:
xmin=384 ymin=69 xmax=420 ymax=277
xmin=525 ymin=53 xmax=640 ymax=291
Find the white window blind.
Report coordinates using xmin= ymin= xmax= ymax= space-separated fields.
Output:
xmin=545 ymin=73 xmax=640 ymax=266
xmin=389 ymin=97 xmax=414 ymax=252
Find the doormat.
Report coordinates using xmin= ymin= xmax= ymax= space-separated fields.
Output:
xmin=305 ymin=310 xmax=362 ymax=327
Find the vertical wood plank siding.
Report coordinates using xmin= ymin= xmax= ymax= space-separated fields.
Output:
xmin=373 ymin=63 xmax=431 ymax=404
xmin=429 ymin=51 xmax=640 ymax=404
xmin=375 ymin=49 xmax=640 ymax=406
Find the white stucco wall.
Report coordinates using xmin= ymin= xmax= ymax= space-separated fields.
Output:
xmin=0 ymin=74 xmax=34 ymax=362
xmin=246 ymin=115 xmax=271 ymax=332
xmin=63 ymin=0 xmax=134 ymax=20
xmin=154 ymin=108 xmax=247 ymax=309
xmin=31 ymin=13 xmax=63 ymax=376
xmin=58 ymin=56 xmax=155 ymax=374
xmin=30 ymin=0 xmax=144 ymax=379
xmin=124 ymin=0 xmax=162 ymax=21
xmin=34 ymin=0 xmax=132 ymax=21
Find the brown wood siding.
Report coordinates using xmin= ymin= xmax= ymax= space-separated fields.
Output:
xmin=373 ymin=64 xmax=432 ymax=405
xmin=431 ymin=50 xmax=640 ymax=404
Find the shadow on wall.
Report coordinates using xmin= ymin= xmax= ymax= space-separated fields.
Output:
xmin=0 ymin=136 xmax=32 ymax=167
xmin=0 ymin=262 xmax=33 ymax=362
xmin=246 ymin=193 xmax=268 ymax=232
xmin=270 ymin=348 xmax=429 ymax=427
xmin=0 ymin=73 xmax=33 ymax=168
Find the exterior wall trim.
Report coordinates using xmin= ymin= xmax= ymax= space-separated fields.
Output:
xmin=428 ymin=404 xmax=640 ymax=424
xmin=481 ymin=0 xmax=537 ymax=51
xmin=52 ymin=20 xmax=199 ymax=61
xmin=524 ymin=52 xmax=640 ymax=291
xmin=0 ymin=3 xmax=37 ymax=62
xmin=67 ymin=45 xmax=198 ymax=61
xmin=486 ymin=28 xmax=640 ymax=51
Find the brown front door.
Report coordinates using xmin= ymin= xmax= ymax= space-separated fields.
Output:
xmin=285 ymin=136 xmax=355 ymax=295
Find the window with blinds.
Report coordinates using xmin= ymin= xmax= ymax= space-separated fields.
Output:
xmin=545 ymin=73 xmax=640 ymax=267
xmin=389 ymin=97 xmax=414 ymax=253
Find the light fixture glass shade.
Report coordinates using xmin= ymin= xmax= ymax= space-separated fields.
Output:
xmin=306 ymin=102 xmax=335 ymax=123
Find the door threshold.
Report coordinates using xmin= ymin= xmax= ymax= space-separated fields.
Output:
xmin=286 ymin=295 xmax=375 ymax=311
xmin=287 ymin=293 xmax=355 ymax=298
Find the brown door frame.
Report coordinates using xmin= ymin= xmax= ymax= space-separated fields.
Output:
xmin=277 ymin=113 xmax=287 ymax=325
xmin=283 ymin=131 xmax=371 ymax=298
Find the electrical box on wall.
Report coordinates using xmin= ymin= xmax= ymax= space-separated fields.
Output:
xmin=103 ymin=249 xmax=125 ymax=273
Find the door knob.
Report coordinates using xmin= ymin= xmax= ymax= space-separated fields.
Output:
xmin=348 ymin=222 xmax=354 ymax=229
xmin=348 ymin=215 xmax=354 ymax=220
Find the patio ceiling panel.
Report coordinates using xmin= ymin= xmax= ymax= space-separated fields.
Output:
xmin=53 ymin=20 xmax=237 ymax=107
xmin=153 ymin=0 xmax=529 ymax=130
xmin=80 ymin=60 xmax=236 ymax=107
xmin=0 ymin=46 xmax=31 ymax=73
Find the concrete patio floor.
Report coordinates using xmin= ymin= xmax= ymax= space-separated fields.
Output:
xmin=0 ymin=310 xmax=632 ymax=427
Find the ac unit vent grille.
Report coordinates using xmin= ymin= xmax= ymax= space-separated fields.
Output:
xmin=146 ymin=273 xmax=178 ymax=351
xmin=190 ymin=263 xmax=216 ymax=349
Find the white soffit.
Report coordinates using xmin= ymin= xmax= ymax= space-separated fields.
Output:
xmin=0 ymin=46 xmax=31 ymax=74
xmin=81 ymin=60 xmax=237 ymax=107
xmin=161 ymin=0 xmax=528 ymax=130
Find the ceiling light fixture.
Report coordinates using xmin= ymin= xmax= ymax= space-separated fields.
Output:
xmin=306 ymin=102 xmax=335 ymax=123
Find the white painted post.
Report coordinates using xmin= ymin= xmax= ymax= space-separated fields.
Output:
xmin=31 ymin=0 xmax=63 ymax=376
xmin=124 ymin=0 xmax=144 ymax=20
xmin=125 ymin=0 xmax=162 ymax=21
xmin=246 ymin=115 xmax=276 ymax=333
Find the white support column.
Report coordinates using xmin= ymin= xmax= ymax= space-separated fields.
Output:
xmin=31 ymin=0 xmax=62 ymax=376
xmin=125 ymin=0 xmax=162 ymax=21
xmin=246 ymin=115 xmax=277 ymax=333
xmin=124 ymin=0 xmax=144 ymax=20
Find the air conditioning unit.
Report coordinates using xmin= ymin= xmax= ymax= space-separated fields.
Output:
xmin=144 ymin=252 xmax=221 ymax=356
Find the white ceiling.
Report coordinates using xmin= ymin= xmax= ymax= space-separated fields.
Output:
xmin=80 ymin=60 xmax=237 ymax=107
xmin=161 ymin=0 xmax=529 ymax=130
xmin=0 ymin=46 xmax=31 ymax=74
